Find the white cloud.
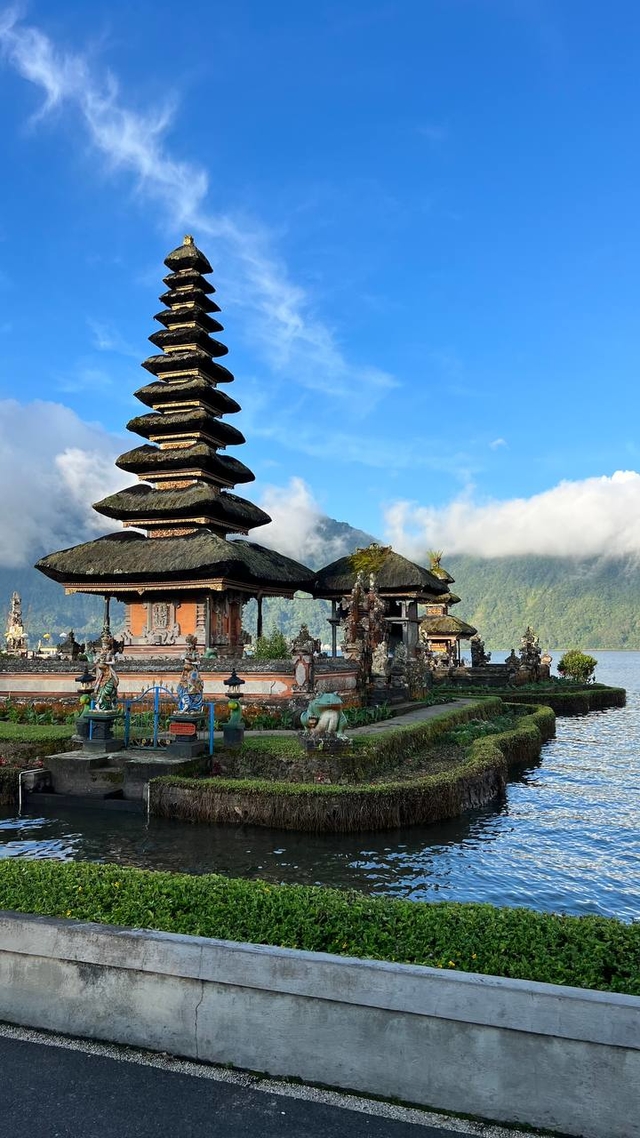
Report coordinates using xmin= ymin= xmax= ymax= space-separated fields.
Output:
xmin=0 ymin=399 xmax=125 ymax=567
xmin=384 ymin=471 xmax=640 ymax=560
xmin=489 ymin=437 xmax=507 ymax=449
xmin=0 ymin=9 xmax=396 ymax=402
xmin=256 ymin=477 xmax=353 ymax=565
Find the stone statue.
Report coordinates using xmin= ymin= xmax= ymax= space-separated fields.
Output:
xmin=371 ymin=640 xmax=390 ymax=679
xmin=176 ymin=634 xmax=204 ymax=714
xmin=291 ymin=624 xmax=319 ymax=692
xmin=470 ymin=634 xmax=491 ymax=667
xmin=301 ymin=692 xmax=348 ymax=739
xmin=93 ymin=656 xmax=119 ymax=712
xmin=176 ymin=665 xmax=204 ymax=714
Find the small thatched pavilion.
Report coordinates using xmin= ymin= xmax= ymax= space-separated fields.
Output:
xmin=314 ymin=544 xmax=448 ymax=656
xmin=418 ymin=553 xmax=477 ymax=663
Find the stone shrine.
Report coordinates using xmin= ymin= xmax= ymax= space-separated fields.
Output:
xmin=4 ymin=592 xmax=27 ymax=655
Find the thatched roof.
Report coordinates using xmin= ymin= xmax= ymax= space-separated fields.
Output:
xmin=159 ymin=285 xmax=219 ymax=312
xmin=93 ymin=484 xmax=270 ymax=531
xmin=134 ymin=377 xmax=241 ymax=415
xmin=115 ymin=443 xmax=255 ymax=485
xmin=148 ymin=326 xmax=228 ymax=356
xmin=36 ymin=530 xmax=314 ymax=594
xmin=141 ymin=348 xmax=234 ymax=384
xmin=126 ymin=410 xmax=245 ymax=448
xmin=314 ymin=549 xmax=448 ymax=599
xmin=164 ymin=236 xmax=212 ymax=275
xmin=420 ymin=614 xmax=477 ymax=638
xmin=154 ymin=307 xmax=223 ymax=334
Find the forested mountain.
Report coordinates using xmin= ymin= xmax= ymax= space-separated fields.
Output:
xmin=2 ymin=529 xmax=640 ymax=651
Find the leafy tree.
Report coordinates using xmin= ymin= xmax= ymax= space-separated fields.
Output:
xmin=252 ymin=629 xmax=290 ymax=660
xmin=557 ymin=650 xmax=598 ymax=683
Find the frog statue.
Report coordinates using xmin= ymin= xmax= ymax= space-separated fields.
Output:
xmin=300 ymin=692 xmax=349 ymax=740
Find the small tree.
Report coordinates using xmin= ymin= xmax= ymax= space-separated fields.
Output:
xmin=557 ymin=650 xmax=597 ymax=684
xmin=252 ymin=629 xmax=290 ymax=660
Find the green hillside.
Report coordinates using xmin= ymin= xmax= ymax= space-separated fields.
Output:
xmin=447 ymin=554 xmax=640 ymax=650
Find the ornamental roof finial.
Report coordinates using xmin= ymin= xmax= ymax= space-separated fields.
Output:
xmin=184 ymin=234 xmax=194 ymax=245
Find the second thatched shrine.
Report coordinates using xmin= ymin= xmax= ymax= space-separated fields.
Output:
xmin=36 ymin=236 xmax=315 ymax=661
xmin=315 ymin=544 xmax=448 ymax=657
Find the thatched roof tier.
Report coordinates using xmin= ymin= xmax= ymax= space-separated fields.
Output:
xmin=115 ymin=443 xmax=255 ymax=485
xmin=93 ymin=484 xmax=270 ymax=533
xmin=36 ymin=531 xmax=314 ymax=595
xmin=134 ymin=377 xmax=241 ymax=415
xmin=148 ymin=326 xmax=229 ymax=357
xmin=159 ymin=286 xmax=220 ymax=312
xmin=126 ymin=410 xmax=245 ymax=448
xmin=432 ymin=591 xmax=461 ymax=607
xmin=427 ymin=557 xmax=455 ymax=584
xmin=153 ymin=307 xmax=224 ymax=335
xmin=314 ymin=549 xmax=448 ymax=600
xmin=420 ymin=614 xmax=477 ymax=638
xmin=141 ymin=348 xmax=234 ymax=384
xmin=161 ymin=268 xmax=215 ymax=294
xmin=164 ymin=236 xmax=213 ymax=274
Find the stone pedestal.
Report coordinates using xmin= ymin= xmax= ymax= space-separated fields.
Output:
xmin=167 ymin=714 xmax=206 ymax=759
xmin=84 ymin=711 xmax=120 ymax=753
xmin=222 ymin=725 xmax=245 ymax=749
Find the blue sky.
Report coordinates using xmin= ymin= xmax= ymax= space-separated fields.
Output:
xmin=1 ymin=1 xmax=640 ymax=566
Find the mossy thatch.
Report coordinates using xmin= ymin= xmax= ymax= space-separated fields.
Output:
xmin=315 ymin=548 xmax=448 ymax=599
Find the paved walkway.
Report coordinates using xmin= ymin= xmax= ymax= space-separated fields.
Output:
xmin=0 ymin=1026 xmax=548 ymax=1138
xmin=214 ymin=698 xmax=472 ymax=740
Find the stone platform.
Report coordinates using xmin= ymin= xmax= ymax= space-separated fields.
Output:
xmin=44 ymin=748 xmax=209 ymax=803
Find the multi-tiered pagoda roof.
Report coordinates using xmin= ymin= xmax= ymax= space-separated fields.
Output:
xmin=37 ymin=237 xmax=314 ymax=599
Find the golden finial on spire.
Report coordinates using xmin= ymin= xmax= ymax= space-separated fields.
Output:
xmin=184 ymin=234 xmax=194 ymax=245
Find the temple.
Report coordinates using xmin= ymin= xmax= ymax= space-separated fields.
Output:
xmin=418 ymin=553 xmax=477 ymax=664
xmin=36 ymin=237 xmax=315 ymax=657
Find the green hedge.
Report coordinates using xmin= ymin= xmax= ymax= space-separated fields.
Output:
xmin=151 ymin=703 xmax=554 ymax=831
xmin=0 ymin=859 xmax=637 ymax=995
xmin=440 ymin=685 xmax=626 ymax=716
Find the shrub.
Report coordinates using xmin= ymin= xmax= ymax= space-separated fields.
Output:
xmin=557 ymin=650 xmax=598 ymax=684
xmin=251 ymin=629 xmax=290 ymax=660
xmin=0 ymin=860 xmax=637 ymax=995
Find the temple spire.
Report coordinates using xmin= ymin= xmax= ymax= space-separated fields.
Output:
xmin=93 ymin=236 xmax=271 ymax=538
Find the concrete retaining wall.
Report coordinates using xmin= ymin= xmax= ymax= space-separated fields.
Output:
xmin=0 ymin=911 xmax=637 ymax=1138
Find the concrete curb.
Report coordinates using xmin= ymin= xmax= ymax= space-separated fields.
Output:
xmin=0 ymin=911 xmax=638 ymax=1137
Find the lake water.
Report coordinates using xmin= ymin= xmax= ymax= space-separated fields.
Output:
xmin=1 ymin=651 xmax=639 ymax=921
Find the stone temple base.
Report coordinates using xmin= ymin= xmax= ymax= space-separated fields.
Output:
xmin=44 ymin=749 xmax=209 ymax=802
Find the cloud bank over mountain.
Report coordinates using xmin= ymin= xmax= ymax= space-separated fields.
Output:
xmin=3 ymin=398 xmax=640 ymax=571
xmin=0 ymin=400 xmax=125 ymax=568
xmin=384 ymin=471 xmax=640 ymax=561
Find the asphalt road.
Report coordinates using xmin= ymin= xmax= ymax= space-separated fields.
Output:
xmin=0 ymin=1030 xmax=508 ymax=1138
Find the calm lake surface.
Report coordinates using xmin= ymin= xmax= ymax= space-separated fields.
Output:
xmin=1 ymin=651 xmax=639 ymax=920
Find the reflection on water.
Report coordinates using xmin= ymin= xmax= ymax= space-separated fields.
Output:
xmin=1 ymin=651 xmax=639 ymax=920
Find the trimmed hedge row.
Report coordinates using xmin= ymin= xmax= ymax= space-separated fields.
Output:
xmin=151 ymin=702 xmax=554 ymax=832
xmin=440 ymin=685 xmax=626 ymax=716
xmin=0 ymin=859 xmax=637 ymax=995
